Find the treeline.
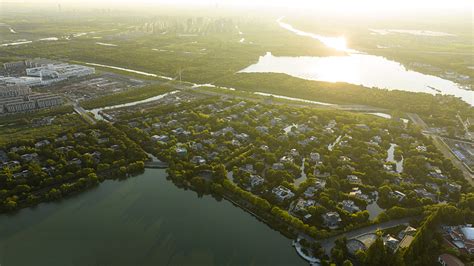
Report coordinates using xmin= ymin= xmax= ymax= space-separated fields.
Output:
xmin=216 ymin=73 xmax=473 ymax=127
xmin=0 ymin=122 xmax=148 ymax=213
xmin=403 ymin=200 xmax=474 ymax=265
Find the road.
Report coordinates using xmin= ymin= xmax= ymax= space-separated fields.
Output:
xmin=408 ymin=113 xmax=474 ymax=185
xmin=184 ymin=85 xmax=388 ymax=113
xmin=73 ymin=103 xmax=96 ymax=124
xmin=312 ymin=217 xmax=413 ymax=255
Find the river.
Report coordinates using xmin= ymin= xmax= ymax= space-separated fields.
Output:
xmin=0 ymin=169 xmax=305 ymax=266
xmin=89 ymin=90 xmax=180 ymax=120
xmin=240 ymin=18 xmax=473 ymax=106
xmin=386 ymin=143 xmax=404 ymax=173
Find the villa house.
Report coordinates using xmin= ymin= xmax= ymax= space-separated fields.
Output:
xmin=2 ymin=160 xmax=20 ymax=169
xmin=68 ymin=158 xmax=82 ymax=166
xmin=249 ymin=174 xmax=264 ymax=188
xmin=55 ymin=135 xmax=68 ymax=143
xmin=293 ymin=198 xmax=316 ymax=213
xmin=416 ymin=145 xmax=427 ymax=152
xmin=347 ymin=175 xmax=362 ymax=184
xmin=190 ymin=156 xmax=206 ymax=165
xmin=383 ymin=235 xmax=400 ymax=251
xmin=444 ymin=183 xmax=462 ymax=193
xmin=280 ymin=156 xmax=294 ymax=164
xmin=341 ymin=200 xmax=360 ymax=213
xmin=152 ymin=135 xmax=169 ymax=143
xmin=272 ymin=186 xmax=295 ymax=201
xmin=414 ymin=188 xmax=437 ymax=202
xmin=20 ymin=153 xmax=38 ymax=162
xmin=175 ymin=147 xmax=187 ymax=157
xmin=438 ymin=254 xmax=465 ymax=266
xmin=35 ymin=140 xmax=51 ymax=148
xmin=390 ymin=190 xmax=406 ymax=202
xmin=272 ymin=163 xmax=285 ymax=170
xmin=322 ymin=212 xmax=342 ymax=229
xmin=13 ymin=170 xmax=30 ymax=179
xmin=444 ymin=225 xmax=474 ymax=254
xmin=349 ymin=187 xmax=369 ymax=201
xmin=310 ymin=152 xmax=321 ymax=163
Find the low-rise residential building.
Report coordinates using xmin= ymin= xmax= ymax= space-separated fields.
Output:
xmin=444 ymin=225 xmax=474 ymax=254
xmin=20 ymin=153 xmax=38 ymax=162
xmin=272 ymin=163 xmax=285 ymax=170
xmin=272 ymin=185 xmax=295 ymax=201
xmin=152 ymin=135 xmax=169 ymax=143
xmin=349 ymin=187 xmax=370 ymax=201
xmin=35 ymin=139 xmax=51 ymax=148
xmin=190 ymin=156 xmax=206 ymax=165
xmin=293 ymin=198 xmax=316 ymax=213
xmin=414 ymin=188 xmax=437 ymax=202
xmin=398 ymin=226 xmax=417 ymax=240
xmin=396 ymin=235 xmax=414 ymax=251
xmin=176 ymin=147 xmax=187 ymax=157
xmin=68 ymin=158 xmax=82 ymax=166
xmin=322 ymin=212 xmax=342 ymax=229
xmin=438 ymin=254 xmax=465 ymax=266
xmin=341 ymin=200 xmax=360 ymax=213
xmin=304 ymin=180 xmax=326 ymax=198
xmin=416 ymin=145 xmax=427 ymax=152
xmin=444 ymin=183 xmax=462 ymax=193
xmin=249 ymin=174 xmax=264 ymax=188
xmin=383 ymin=234 xmax=400 ymax=251
xmin=347 ymin=175 xmax=362 ymax=184
xmin=310 ymin=152 xmax=321 ymax=163
xmin=390 ymin=190 xmax=406 ymax=201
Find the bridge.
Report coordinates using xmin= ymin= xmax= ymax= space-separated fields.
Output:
xmin=144 ymin=161 xmax=169 ymax=169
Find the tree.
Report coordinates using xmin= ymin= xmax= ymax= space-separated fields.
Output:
xmin=365 ymin=236 xmax=387 ymax=265
xmin=3 ymin=199 xmax=17 ymax=211
xmin=342 ymin=260 xmax=353 ymax=266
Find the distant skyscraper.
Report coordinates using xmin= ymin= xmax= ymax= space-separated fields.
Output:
xmin=58 ymin=4 xmax=62 ymax=12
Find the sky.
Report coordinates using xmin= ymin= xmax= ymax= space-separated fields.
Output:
xmin=3 ymin=0 xmax=473 ymax=12
xmin=1 ymin=0 xmax=472 ymax=20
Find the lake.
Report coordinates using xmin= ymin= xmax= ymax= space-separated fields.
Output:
xmin=0 ymin=169 xmax=305 ymax=266
xmin=240 ymin=18 xmax=473 ymax=106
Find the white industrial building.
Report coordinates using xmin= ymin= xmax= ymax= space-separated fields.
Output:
xmin=26 ymin=63 xmax=95 ymax=81
xmin=1 ymin=60 xmax=95 ymax=87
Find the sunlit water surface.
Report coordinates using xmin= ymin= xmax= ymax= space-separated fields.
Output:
xmin=240 ymin=18 xmax=473 ymax=106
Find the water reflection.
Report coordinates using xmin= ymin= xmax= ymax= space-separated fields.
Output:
xmin=240 ymin=52 xmax=473 ymax=105
xmin=241 ymin=18 xmax=473 ymax=106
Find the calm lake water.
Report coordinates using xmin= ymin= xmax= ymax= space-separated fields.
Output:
xmin=0 ymin=169 xmax=305 ymax=266
xmin=240 ymin=19 xmax=473 ymax=106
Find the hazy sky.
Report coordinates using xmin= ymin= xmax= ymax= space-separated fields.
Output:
xmin=3 ymin=0 xmax=473 ymax=12
xmin=0 ymin=0 xmax=474 ymax=18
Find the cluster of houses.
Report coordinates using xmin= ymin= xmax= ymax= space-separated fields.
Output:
xmin=0 ymin=129 xmax=122 ymax=180
xmin=443 ymin=224 xmax=474 ymax=255
xmin=346 ymin=225 xmax=417 ymax=257
xmin=124 ymin=98 xmax=465 ymax=233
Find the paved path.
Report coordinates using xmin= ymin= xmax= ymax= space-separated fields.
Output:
xmin=73 ymin=103 xmax=96 ymax=124
xmin=313 ymin=217 xmax=413 ymax=255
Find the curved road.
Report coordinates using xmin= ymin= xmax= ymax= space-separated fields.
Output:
xmin=304 ymin=217 xmax=414 ymax=255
